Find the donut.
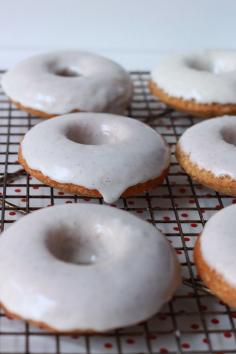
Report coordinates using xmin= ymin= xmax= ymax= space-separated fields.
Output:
xmin=1 ymin=51 xmax=133 ymax=117
xmin=0 ymin=203 xmax=181 ymax=332
xmin=176 ymin=116 xmax=236 ymax=196
xmin=150 ymin=51 xmax=236 ymax=117
xmin=195 ymin=204 xmax=236 ymax=307
xmin=18 ymin=112 xmax=170 ymax=203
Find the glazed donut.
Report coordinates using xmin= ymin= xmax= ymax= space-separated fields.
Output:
xmin=195 ymin=204 xmax=236 ymax=307
xmin=0 ymin=203 xmax=181 ymax=332
xmin=1 ymin=51 xmax=133 ymax=117
xmin=18 ymin=113 xmax=170 ymax=203
xmin=150 ymin=50 xmax=236 ymax=117
xmin=176 ymin=116 xmax=236 ymax=196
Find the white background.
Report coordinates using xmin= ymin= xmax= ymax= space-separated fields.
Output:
xmin=0 ymin=0 xmax=236 ymax=69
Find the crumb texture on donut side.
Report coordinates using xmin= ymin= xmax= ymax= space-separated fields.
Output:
xmin=194 ymin=237 xmax=236 ymax=307
xmin=176 ymin=143 xmax=236 ymax=196
xmin=149 ymin=81 xmax=236 ymax=118
xmin=0 ymin=301 xmax=98 ymax=334
xmin=18 ymin=146 xmax=169 ymax=199
xmin=12 ymin=99 xmax=80 ymax=119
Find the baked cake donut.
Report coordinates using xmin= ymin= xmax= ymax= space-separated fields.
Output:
xmin=18 ymin=112 xmax=170 ymax=203
xmin=0 ymin=203 xmax=181 ymax=332
xmin=176 ymin=116 xmax=236 ymax=196
xmin=150 ymin=51 xmax=236 ymax=117
xmin=195 ymin=204 xmax=236 ymax=307
xmin=1 ymin=51 xmax=133 ymax=117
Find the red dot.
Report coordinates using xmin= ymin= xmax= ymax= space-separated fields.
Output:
xmin=200 ymin=304 xmax=208 ymax=311
xmin=182 ymin=342 xmax=190 ymax=349
xmin=33 ymin=186 xmax=39 ymax=190
xmin=160 ymin=348 xmax=169 ymax=354
xmin=215 ymin=204 xmax=221 ymax=210
xmin=173 ymin=226 xmax=179 ymax=231
xmin=231 ymin=312 xmax=236 ymax=318
xmin=126 ymin=338 xmax=135 ymax=345
xmin=191 ymin=223 xmax=198 ymax=228
xmin=58 ymin=191 xmax=64 ymax=195
xmin=83 ymin=197 xmax=91 ymax=201
xmin=184 ymin=237 xmax=190 ymax=242
xmin=232 ymin=199 xmax=236 ymax=204
xmin=191 ymin=323 xmax=199 ymax=330
xmin=9 ymin=211 xmax=16 ymax=216
xmin=21 ymin=198 xmax=26 ymax=202
xmin=163 ymin=216 xmax=170 ymax=221
xmin=189 ymin=199 xmax=195 ymax=204
xmin=176 ymin=250 xmax=182 ymax=254
xmin=211 ymin=318 xmax=219 ymax=324
xmin=104 ymin=343 xmax=113 ymax=349
xmin=181 ymin=213 xmax=188 ymax=218
xmin=179 ymin=188 xmax=186 ymax=193
xmin=203 ymin=338 xmax=208 ymax=344
xmin=14 ymin=188 xmax=21 ymax=193
xmin=71 ymin=334 xmax=80 ymax=339
xmin=149 ymin=334 xmax=157 ymax=340
xmin=224 ymin=331 xmax=232 ymax=338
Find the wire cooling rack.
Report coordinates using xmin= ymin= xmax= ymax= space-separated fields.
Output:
xmin=1 ymin=71 xmax=236 ymax=354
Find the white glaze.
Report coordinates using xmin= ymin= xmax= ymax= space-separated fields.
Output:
xmin=178 ymin=115 xmax=236 ymax=179
xmin=151 ymin=50 xmax=236 ymax=104
xmin=21 ymin=113 xmax=170 ymax=203
xmin=200 ymin=204 xmax=236 ymax=288
xmin=0 ymin=204 xmax=181 ymax=332
xmin=1 ymin=51 xmax=133 ymax=114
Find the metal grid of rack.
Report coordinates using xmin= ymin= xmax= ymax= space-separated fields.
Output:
xmin=1 ymin=71 xmax=236 ymax=354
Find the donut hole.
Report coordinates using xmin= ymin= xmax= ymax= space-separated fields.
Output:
xmin=221 ymin=127 xmax=236 ymax=146
xmin=46 ymin=226 xmax=112 ymax=265
xmin=187 ymin=58 xmax=236 ymax=74
xmin=187 ymin=59 xmax=212 ymax=73
xmin=55 ymin=67 xmax=81 ymax=78
xmin=66 ymin=124 xmax=121 ymax=145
